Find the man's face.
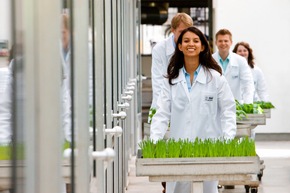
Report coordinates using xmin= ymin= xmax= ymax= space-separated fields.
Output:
xmin=171 ymin=22 xmax=189 ymax=43
xmin=62 ymin=27 xmax=70 ymax=49
xmin=215 ymin=34 xmax=232 ymax=53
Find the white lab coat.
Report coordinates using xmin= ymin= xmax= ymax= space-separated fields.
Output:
xmin=61 ymin=48 xmax=73 ymax=142
xmin=61 ymin=42 xmax=93 ymax=142
xmin=0 ymin=66 xmax=12 ymax=144
xmin=151 ymin=35 xmax=175 ymax=109
xmin=212 ymin=52 xmax=254 ymax=104
xmin=62 ymin=43 xmax=93 ymax=104
xmin=251 ymin=66 xmax=269 ymax=102
xmin=150 ymin=67 xmax=236 ymax=193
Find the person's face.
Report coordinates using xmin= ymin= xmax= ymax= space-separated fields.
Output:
xmin=215 ymin=34 xmax=232 ymax=53
xmin=178 ymin=31 xmax=204 ymax=57
xmin=62 ymin=27 xmax=70 ymax=49
xmin=171 ymin=22 xmax=189 ymax=43
xmin=236 ymin=45 xmax=249 ymax=59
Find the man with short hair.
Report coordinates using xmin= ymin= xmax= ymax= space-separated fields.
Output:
xmin=150 ymin=12 xmax=194 ymax=114
xmin=149 ymin=13 xmax=193 ymax=193
xmin=212 ymin=29 xmax=254 ymax=104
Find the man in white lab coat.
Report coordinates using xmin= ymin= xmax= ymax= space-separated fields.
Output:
xmin=61 ymin=13 xmax=73 ymax=143
xmin=61 ymin=13 xmax=93 ymax=142
xmin=0 ymin=64 xmax=12 ymax=144
xmin=150 ymin=13 xmax=193 ymax=112
xmin=212 ymin=29 xmax=254 ymax=104
xmin=149 ymin=13 xmax=193 ymax=193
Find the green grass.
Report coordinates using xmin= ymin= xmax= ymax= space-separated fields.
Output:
xmin=254 ymin=101 xmax=275 ymax=109
xmin=139 ymin=137 xmax=256 ymax=158
xmin=0 ymin=141 xmax=71 ymax=160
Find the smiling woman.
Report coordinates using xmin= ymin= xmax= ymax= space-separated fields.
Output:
xmin=150 ymin=26 xmax=237 ymax=193
xmin=233 ymin=41 xmax=270 ymax=102
xmin=178 ymin=31 xmax=204 ymax=83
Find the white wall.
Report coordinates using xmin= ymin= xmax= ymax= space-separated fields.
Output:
xmin=213 ymin=0 xmax=290 ymax=133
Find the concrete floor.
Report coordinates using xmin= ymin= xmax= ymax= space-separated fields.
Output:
xmin=126 ymin=141 xmax=290 ymax=193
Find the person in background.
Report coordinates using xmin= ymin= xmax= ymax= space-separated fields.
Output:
xmin=150 ymin=12 xmax=193 ymax=114
xmin=0 ymin=47 xmax=14 ymax=145
xmin=212 ymin=29 xmax=254 ymax=104
xmin=149 ymin=13 xmax=193 ymax=193
xmin=61 ymin=13 xmax=73 ymax=143
xmin=61 ymin=13 xmax=93 ymax=139
xmin=150 ymin=27 xmax=236 ymax=193
xmin=233 ymin=41 xmax=269 ymax=102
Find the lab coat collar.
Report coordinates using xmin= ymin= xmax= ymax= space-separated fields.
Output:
xmin=165 ymin=35 xmax=175 ymax=57
xmin=228 ymin=52 xmax=238 ymax=67
xmin=171 ymin=69 xmax=191 ymax=100
xmin=222 ymin=52 xmax=237 ymax=76
xmin=171 ymin=66 xmax=207 ymax=101
xmin=195 ymin=66 xmax=207 ymax=84
xmin=171 ymin=69 xmax=185 ymax=84
xmin=171 ymin=66 xmax=207 ymax=84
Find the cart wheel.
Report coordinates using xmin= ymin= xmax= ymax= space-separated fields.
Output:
xmin=245 ymin=185 xmax=250 ymax=193
xmin=258 ymin=170 xmax=263 ymax=181
xmin=257 ymin=173 xmax=262 ymax=181
xmin=251 ymin=187 xmax=258 ymax=193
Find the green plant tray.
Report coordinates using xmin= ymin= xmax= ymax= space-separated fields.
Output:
xmin=0 ymin=159 xmax=71 ymax=190
xmin=263 ymin=109 xmax=271 ymax=118
xmin=136 ymin=150 xmax=261 ymax=182
xmin=0 ymin=141 xmax=71 ymax=160
xmin=236 ymin=114 xmax=266 ymax=125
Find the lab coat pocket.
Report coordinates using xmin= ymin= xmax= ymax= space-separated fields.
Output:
xmin=231 ymin=67 xmax=239 ymax=79
xmin=172 ymin=83 xmax=188 ymax=111
xmin=199 ymin=92 xmax=217 ymax=115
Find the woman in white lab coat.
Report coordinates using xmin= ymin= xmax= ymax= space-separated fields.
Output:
xmin=150 ymin=27 xmax=236 ymax=193
xmin=233 ymin=42 xmax=269 ymax=102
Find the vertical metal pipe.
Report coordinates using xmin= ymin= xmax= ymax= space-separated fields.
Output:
xmin=73 ymin=0 xmax=90 ymax=192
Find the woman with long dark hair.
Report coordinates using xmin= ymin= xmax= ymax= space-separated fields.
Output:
xmin=233 ymin=41 xmax=269 ymax=102
xmin=150 ymin=27 xmax=236 ymax=193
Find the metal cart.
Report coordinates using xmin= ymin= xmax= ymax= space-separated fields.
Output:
xmin=220 ymin=113 xmax=268 ymax=192
xmin=136 ymin=150 xmax=261 ymax=193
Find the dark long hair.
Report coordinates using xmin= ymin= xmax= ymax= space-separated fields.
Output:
xmin=233 ymin=41 xmax=255 ymax=68
xmin=166 ymin=27 xmax=222 ymax=85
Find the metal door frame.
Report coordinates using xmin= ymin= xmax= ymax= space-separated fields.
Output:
xmin=22 ymin=1 xmax=63 ymax=193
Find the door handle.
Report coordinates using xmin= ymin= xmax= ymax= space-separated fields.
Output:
xmin=126 ymin=86 xmax=135 ymax=91
xmin=89 ymin=125 xmax=123 ymax=139
xmin=124 ymin=90 xmax=134 ymax=95
xmin=111 ymin=111 xmax=127 ymax=120
xmin=118 ymin=102 xmax=130 ymax=109
xmin=92 ymin=147 xmax=115 ymax=162
xmin=127 ymin=82 xmax=135 ymax=87
xmin=121 ymin=95 xmax=132 ymax=101
xmin=105 ymin=126 xmax=123 ymax=137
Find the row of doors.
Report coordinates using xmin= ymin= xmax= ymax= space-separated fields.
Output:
xmin=9 ymin=0 xmax=142 ymax=193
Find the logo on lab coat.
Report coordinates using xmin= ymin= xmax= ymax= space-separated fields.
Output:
xmin=204 ymin=96 xmax=214 ymax=101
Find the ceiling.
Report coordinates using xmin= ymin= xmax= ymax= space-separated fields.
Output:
xmin=141 ymin=0 xmax=210 ymax=8
xmin=140 ymin=0 xmax=212 ymax=25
